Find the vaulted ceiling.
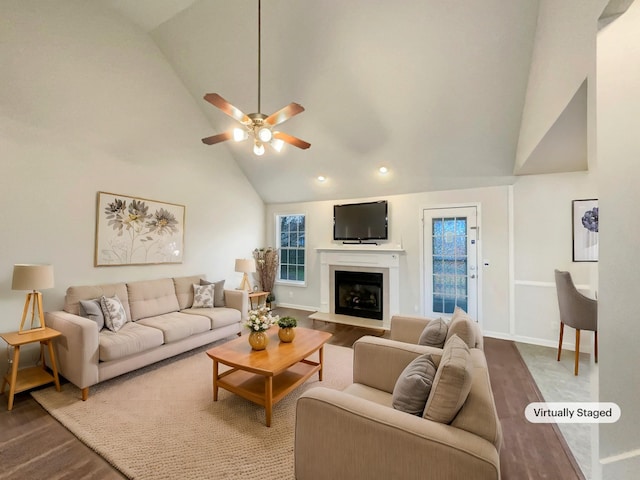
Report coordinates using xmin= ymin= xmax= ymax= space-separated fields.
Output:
xmin=96 ymin=0 xmax=600 ymax=204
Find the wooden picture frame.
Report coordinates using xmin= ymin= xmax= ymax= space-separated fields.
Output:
xmin=572 ymin=199 xmax=598 ymax=262
xmin=95 ymin=192 xmax=185 ymax=266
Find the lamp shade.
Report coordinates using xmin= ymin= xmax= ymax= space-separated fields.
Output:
xmin=235 ymin=258 xmax=256 ymax=273
xmin=12 ymin=264 xmax=54 ymax=291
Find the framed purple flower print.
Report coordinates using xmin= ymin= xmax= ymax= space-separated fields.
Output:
xmin=95 ymin=192 xmax=185 ymax=266
xmin=572 ymin=199 xmax=598 ymax=262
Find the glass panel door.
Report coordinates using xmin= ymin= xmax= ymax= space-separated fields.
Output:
xmin=423 ymin=207 xmax=478 ymax=320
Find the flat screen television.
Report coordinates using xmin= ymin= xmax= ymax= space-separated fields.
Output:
xmin=333 ymin=200 xmax=388 ymax=243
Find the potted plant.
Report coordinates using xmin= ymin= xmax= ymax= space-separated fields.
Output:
xmin=277 ymin=316 xmax=297 ymax=343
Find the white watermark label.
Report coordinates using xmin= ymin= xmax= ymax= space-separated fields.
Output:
xmin=525 ymin=402 xmax=621 ymax=423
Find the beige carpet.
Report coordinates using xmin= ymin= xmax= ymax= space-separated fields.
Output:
xmin=32 ymin=342 xmax=353 ymax=480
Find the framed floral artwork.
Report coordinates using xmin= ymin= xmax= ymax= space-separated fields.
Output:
xmin=95 ymin=192 xmax=185 ymax=266
xmin=572 ymin=199 xmax=598 ymax=262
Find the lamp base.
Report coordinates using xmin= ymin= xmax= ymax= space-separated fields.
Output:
xmin=238 ymin=273 xmax=252 ymax=292
xmin=19 ymin=291 xmax=46 ymax=334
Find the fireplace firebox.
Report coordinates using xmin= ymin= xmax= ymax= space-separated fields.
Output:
xmin=334 ymin=270 xmax=383 ymax=320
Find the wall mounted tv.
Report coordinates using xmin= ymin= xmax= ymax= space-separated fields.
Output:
xmin=333 ymin=200 xmax=388 ymax=244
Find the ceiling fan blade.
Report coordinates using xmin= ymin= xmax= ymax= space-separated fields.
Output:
xmin=265 ymin=103 xmax=305 ymax=127
xmin=201 ymin=131 xmax=233 ymax=145
xmin=203 ymin=93 xmax=251 ymax=124
xmin=273 ymin=131 xmax=311 ymax=150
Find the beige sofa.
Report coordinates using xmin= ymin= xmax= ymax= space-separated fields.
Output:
xmin=295 ymin=313 xmax=501 ymax=480
xmin=45 ymin=274 xmax=247 ymax=400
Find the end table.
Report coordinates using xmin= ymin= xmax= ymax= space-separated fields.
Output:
xmin=0 ymin=327 xmax=61 ymax=410
xmin=248 ymin=291 xmax=270 ymax=309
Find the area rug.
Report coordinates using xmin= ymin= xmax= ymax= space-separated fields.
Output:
xmin=32 ymin=342 xmax=353 ymax=480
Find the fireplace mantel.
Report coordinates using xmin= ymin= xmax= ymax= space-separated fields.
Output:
xmin=315 ymin=246 xmax=404 ymax=253
xmin=314 ymin=247 xmax=404 ymax=330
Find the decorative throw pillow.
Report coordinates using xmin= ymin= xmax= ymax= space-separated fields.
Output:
xmin=79 ymin=298 xmax=105 ymax=331
xmin=392 ymin=354 xmax=438 ymax=416
xmin=100 ymin=295 xmax=128 ymax=332
xmin=200 ymin=279 xmax=225 ymax=307
xmin=418 ymin=318 xmax=448 ymax=348
xmin=193 ymin=283 xmax=214 ymax=308
xmin=423 ymin=334 xmax=473 ymax=424
xmin=445 ymin=307 xmax=477 ymax=349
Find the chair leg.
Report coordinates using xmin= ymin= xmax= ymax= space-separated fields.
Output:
xmin=594 ymin=331 xmax=598 ymax=364
xmin=574 ymin=329 xmax=581 ymax=376
xmin=557 ymin=322 xmax=564 ymax=361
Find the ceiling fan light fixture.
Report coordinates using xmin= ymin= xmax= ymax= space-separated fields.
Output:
xmin=233 ymin=128 xmax=249 ymax=142
xmin=271 ymin=137 xmax=285 ymax=152
xmin=253 ymin=142 xmax=265 ymax=156
xmin=257 ymin=126 xmax=273 ymax=143
xmin=201 ymin=0 xmax=310 ymax=154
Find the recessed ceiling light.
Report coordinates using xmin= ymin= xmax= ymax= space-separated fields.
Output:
xmin=317 ymin=175 xmax=326 ymax=182
xmin=379 ymin=166 xmax=389 ymax=174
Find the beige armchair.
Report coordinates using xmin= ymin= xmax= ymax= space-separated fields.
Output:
xmin=294 ymin=336 xmax=502 ymax=480
xmin=554 ymin=269 xmax=598 ymax=375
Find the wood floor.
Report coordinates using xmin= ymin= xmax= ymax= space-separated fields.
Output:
xmin=0 ymin=308 xmax=583 ymax=480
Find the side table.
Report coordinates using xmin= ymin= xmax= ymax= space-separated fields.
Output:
xmin=248 ymin=291 xmax=270 ymax=309
xmin=0 ymin=327 xmax=61 ymax=410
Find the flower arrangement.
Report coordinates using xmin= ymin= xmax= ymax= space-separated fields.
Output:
xmin=245 ymin=306 xmax=279 ymax=332
xmin=581 ymin=207 xmax=599 ymax=233
xmin=277 ymin=316 xmax=298 ymax=329
xmin=252 ymin=247 xmax=279 ymax=302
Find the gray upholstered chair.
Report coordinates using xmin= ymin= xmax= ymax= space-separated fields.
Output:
xmin=554 ymin=269 xmax=598 ymax=375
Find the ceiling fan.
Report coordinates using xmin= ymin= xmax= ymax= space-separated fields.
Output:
xmin=201 ymin=0 xmax=310 ymax=156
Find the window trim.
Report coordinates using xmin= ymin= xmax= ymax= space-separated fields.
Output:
xmin=275 ymin=212 xmax=307 ymax=287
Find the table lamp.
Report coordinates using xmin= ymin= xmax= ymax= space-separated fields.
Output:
xmin=235 ymin=258 xmax=256 ymax=291
xmin=12 ymin=264 xmax=54 ymax=334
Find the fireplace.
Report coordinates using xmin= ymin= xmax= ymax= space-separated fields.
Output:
xmin=334 ymin=270 xmax=383 ymax=320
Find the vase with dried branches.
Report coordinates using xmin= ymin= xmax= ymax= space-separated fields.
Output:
xmin=252 ymin=247 xmax=279 ymax=303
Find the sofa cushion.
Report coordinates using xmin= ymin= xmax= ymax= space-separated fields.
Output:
xmin=451 ymin=349 xmax=503 ymax=448
xmin=392 ymin=353 xmax=437 ymax=416
xmin=344 ymin=383 xmax=393 ymax=408
xmin=127 ymin=278 xmax=180 ymax=322
xmin=100 ymin=295 xmax=128 ymax=332
xmin=99 ymin=322 xmax=164 ymax=362
xmin=173 ymin=275 xmax=205 ymax=310
xmin=418 ymin=318 xmax=448 ymax=348
xmin=423 ymin=334 xmax=473 ymax=424
xmin=181 ymin=307 xmax=241 ymax=329
xmin=192 ymin=284 xmax=214 ymax=308
xmin=79 ymin=299 xmax=105 ymax=330
xmin=445 ymin=307 xmax=477 ymax=349
xmin=64 ymin=282 xmax=131 ymax=322
xmin=136 ymin=311 xmax=211 ymax=343
xmin=200 ymin=279 xmax=226 ymax=307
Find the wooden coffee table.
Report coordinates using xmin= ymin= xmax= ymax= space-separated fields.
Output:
xmin=206 ymin=327 xmax=332 ymax=427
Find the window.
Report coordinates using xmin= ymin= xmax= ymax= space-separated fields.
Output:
xmin=276 ymin=214 xmax=305 ymax=284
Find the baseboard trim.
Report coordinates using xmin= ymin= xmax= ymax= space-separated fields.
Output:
xmin=271 ymin=302 xmax=317 ymax=312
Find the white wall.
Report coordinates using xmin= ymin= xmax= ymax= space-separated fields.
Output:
xmin=516 ymin=0 xmax=607 ymax=170
xmin=267 ymin=186 xmax=511 ymax=335
xmin=597 ymin=1 xmax=640 ymax=476
xmin=267 ymin=173 xmax=598 ymax=345
xmin=0 ymin=0 xmax=264 ymax=370
xmin=512 ymin=172 xmax=598 ymax=348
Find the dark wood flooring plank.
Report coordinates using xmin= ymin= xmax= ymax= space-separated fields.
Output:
xmin=483 ymin=337 xmax=584 ymax=480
